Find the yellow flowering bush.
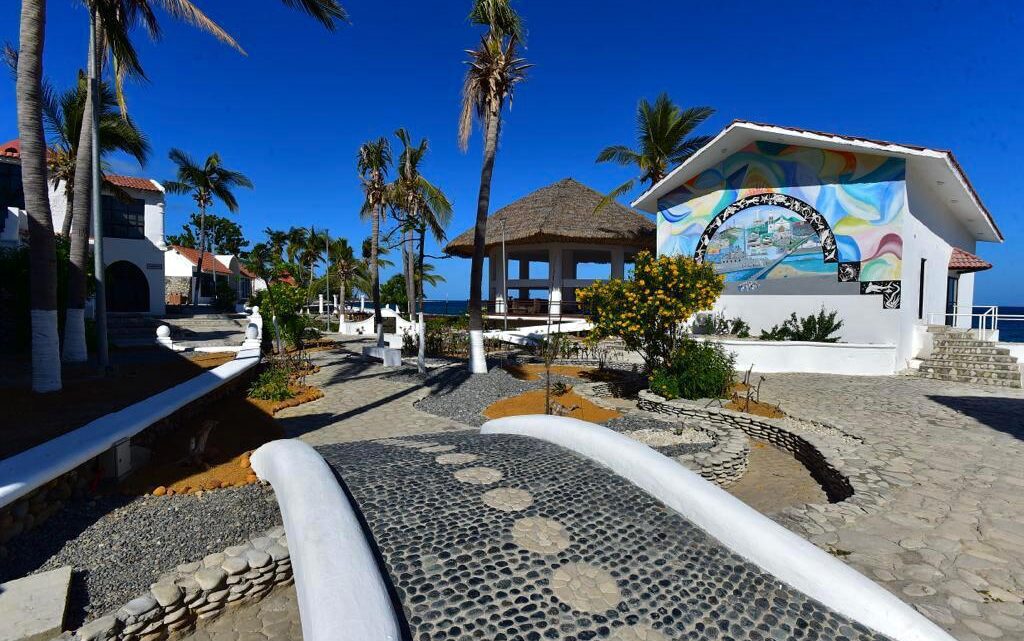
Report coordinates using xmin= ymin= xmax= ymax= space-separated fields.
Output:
xmin=576 ymin=251 xmax=724 ymax=372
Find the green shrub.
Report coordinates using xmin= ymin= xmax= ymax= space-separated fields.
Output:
xmin=693 ymin=312 xmax=750 ymax=338
xmin=248 ymin=365 xmax=294 ymax=401
xmin=650 ymin=339 xmax=736 ymax=400
xmin=759 ymin=309 xmax=843 ymax=343
xmin=215 ymin=280 xmax=237 ymax=312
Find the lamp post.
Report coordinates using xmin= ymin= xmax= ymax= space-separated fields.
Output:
xmin=88 ymin=6 xmax=108 ymax=369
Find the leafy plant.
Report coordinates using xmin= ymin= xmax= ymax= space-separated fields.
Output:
xmin=650 ymin=339 xmax=736 ymax=401
xmin=759 ymin=309 xmax=843 ymax=343
xmin=693 ymin=312 xmax=750 ymax=338
xmin=577 ymin=251 xmax=724 ymax=373
xmin=248 ymin=365 xmax=294 ymax=401
xmin=214 ymin=280 xmax=237 ymax=312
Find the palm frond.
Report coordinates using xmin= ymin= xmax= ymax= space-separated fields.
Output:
xmin=593 ymin=179 xmax=635 ymax=213
xmin=152 ymin=0 xmax=246 ymax=53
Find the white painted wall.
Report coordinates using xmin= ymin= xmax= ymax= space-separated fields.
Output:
xmin=711 ymin=294 xmax=899 ymax=346
xmin=164 ymin=249 xmax=196 ymax=278
xmin=701 ymin=337 xmax=897 ymax=375
xmin=899 ymin=167 xmax=982 ymax=366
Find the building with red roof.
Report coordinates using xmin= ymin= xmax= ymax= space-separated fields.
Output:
xmin=1 ymin=138 xmax=168 ymax=314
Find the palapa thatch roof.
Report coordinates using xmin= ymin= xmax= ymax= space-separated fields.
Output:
xmin=443 ymin=178 xmax=656 ymax=258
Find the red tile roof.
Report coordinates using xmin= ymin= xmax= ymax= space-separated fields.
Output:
xmin=949 ymin=247 xmax=992 ymax=273
xmin=1 ymin=139 xmax=161 ymax=192
xmin=105 ymin=174 xmax=161 ymax=193
xmin=170 ymin=244 xmax=234 ymax=275
xmin=239 ymin=265 xmax=258 ymax=279
xmin=1 ymin=139 xmax=21 ymax=158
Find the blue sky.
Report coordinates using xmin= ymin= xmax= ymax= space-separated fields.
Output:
xmin=2 ymin=0 xmax=1022 ymax=303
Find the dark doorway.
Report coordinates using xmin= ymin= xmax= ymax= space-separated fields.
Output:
xmin=106 ymin=261 xmax=150 ymax=312
xmin=945 ymin=275 xmax=959 ymax=326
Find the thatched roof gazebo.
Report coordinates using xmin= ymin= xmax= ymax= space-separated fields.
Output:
xmin=444 ymin=178 xmax=655 ymax=317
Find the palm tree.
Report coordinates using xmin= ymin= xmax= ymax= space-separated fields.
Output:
xmin=164 ymin=149 xmax=253 ymax=308
xmin=244 ymin=242 xmax=284 ymax=354
xmin=391 ymin=128 xmax=453 ymax=318
xmin=594 ymin=93 xmax=714 ymax=211
xmin=328 ymin=237 xmax=356 ymax=322
xmin=46 ymin=72 xmax=149 ymax=363
xmin=357 ymin=138 xmax=392 ymax=346
xmin=17 ymin=0 xmax=61 ymax=392
xmin=458 ymin=0 xmax=531 ymax=374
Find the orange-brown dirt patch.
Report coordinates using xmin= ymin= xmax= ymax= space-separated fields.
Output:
xmin=0 ymin=350 xmax=236 ymax=460
xmin=725 ymin=394 xmax=786 ymax=419
xmin=120 ymin=380 xmax=322 ymax=497
xmin=483 ymin=388 xmax=622 ymax=423
xmin=502 ymin=363 xmax=626 ymax=383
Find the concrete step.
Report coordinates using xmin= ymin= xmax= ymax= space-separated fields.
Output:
xmin=925 ymin=352 xmax=1018 ymax=364
xmin=934 ymin=345 xmax=1012 ymax=357
xmin=932 ymin=338 xmax=999 ymax=348
xmin=920 ymin=359 xmax=1021 ymax=373
xmin=915 ymin=365 xmax=1022 ymax=387
xmin=0 ymin=566 xmax=72 ymax=641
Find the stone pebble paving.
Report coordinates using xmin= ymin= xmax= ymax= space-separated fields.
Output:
xmin=175 ymin=584 xmax=301 ymax=641
xmin=758 ymin=374 xmax=1024 ymax=641
xmin=320 ymin=431 xmax=891 ymax=641
xmin=203 ymin=346 xmax=1024 ymax=640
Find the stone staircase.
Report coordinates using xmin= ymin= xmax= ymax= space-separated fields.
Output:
xmin=915 ymin=326 xmax=1022 ymax=388
xmin=157 ymin=311 xmax=250 ymax=348
xmin=107 ymin=313 xmax=160 ymax=348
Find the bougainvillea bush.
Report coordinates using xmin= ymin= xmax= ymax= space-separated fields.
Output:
xmin=576 ymin=251 xmax=724 ymax=373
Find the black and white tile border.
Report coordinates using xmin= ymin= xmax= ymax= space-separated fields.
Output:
xmin=66 ymin=526 xmax=291 ymax=641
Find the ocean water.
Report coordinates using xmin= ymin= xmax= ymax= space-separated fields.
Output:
xmin=981 ymin=306 xmax=1024 ymax=343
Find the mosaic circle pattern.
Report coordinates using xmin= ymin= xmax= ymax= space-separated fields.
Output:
xmin=550 ymin=562 xmax=622 ymax=613
xmin=480 ymin=487 xmax=533 ymax=512
xmin=511 ymin=516 xmax=570 ymax=554
xmin=434 ymin=452 xmax=480 ymax=465
xmin=319 ymin=434 xmax=892 ymax=641
xmin=452 ymin=466 xmax=503 ymax=485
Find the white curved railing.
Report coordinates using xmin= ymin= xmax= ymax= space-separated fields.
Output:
xmin=0 ymin=345 xmax=261 ymax=509
xmin=250 ymin=440 xmax=402 ymax=641
xmin=481 ymin=415 xmax=956 ymax=641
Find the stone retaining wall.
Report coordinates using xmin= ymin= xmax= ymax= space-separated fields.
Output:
xmin=69 ymin=525 xmax=291 ymax=641
xmin=637 ymin=390 xmax=853 ymax=503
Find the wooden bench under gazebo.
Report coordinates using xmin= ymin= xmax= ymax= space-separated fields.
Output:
xmin=443 ymin=178 xmax=656 ymax=319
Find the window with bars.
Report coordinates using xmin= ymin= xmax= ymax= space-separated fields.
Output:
xmin=102 ymin=194 xmax=145 ymax=239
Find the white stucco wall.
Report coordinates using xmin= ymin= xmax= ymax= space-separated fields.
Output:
xmin=701 ymin=337 xmax=897 ymax=375
xmin=898 ymin=167 xmax=980 ymax=367
xmin=711 ymin=294 xmax=899 ymax=346
xmin=164 ymin=249 xmax=196 ymax=278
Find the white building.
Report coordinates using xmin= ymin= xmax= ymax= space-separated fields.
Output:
xmin=632 ymin=121 xmax=1003 ymax=373
xmin=165 ymin=245 xmax=258 ymax=307
xmin=1 ymin=139 xmax=167 ymax=315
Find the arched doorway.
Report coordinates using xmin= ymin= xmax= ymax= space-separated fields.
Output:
xmin=106 ymin=261 xmax=149 ymax=312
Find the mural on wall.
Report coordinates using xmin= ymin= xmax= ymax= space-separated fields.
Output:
xmin=657 ymin=142 xmax=906 ymax=308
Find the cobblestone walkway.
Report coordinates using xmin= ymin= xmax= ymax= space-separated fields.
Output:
xmin=760 ymin=374 xmax=1024 ymax=641
xmin=321 ymin=432 xmax=890 ymax=641
xmin=273 ymin=341 xmax=469 ymax=446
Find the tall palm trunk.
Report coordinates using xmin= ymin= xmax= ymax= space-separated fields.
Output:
xmin=417 ymin=222 xmax=426 ymax=310
xmin=63 ymin=32 xmax=98 ymax=363
xmin=371 ymin=201 xmax=384 ymax=346
xmin=192 ymin=206 xmax=207 ymax=308
xmin=467 ymin=103 xmax=500 ymax=374
xmin=18 ymin=0 xmax=62 ymax=392
xmin=404 ymin=224 xmax=416 ymax=318
xmin=60 ymin=189 xmax=74 ymax=237
xmin=416 ymin=222 xmax=427 ymax=374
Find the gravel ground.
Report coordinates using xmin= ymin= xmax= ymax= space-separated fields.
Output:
xmin=0 ymin=484 xmax=281 ymax=626
xmin=405 ymin=365 xmax=540 ymax=426
xmin=605 ymin=413 xmax=716 ymax=457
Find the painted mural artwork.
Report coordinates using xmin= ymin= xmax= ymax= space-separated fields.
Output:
xmin=657 ymin=142 xmax=906 ymax=307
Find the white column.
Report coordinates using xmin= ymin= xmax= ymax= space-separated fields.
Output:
xmin=494 ymin=249 xmax=507 ymax=314
xmin=360 ymin=295 xmax=365 ymax=312
xmin=549 ymin=246 xmax=563 ymax=316
xmin=318 ymin=294 xmax=324 ymax=315
xmin=612 ymin=247 xmax=625 ymax=280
